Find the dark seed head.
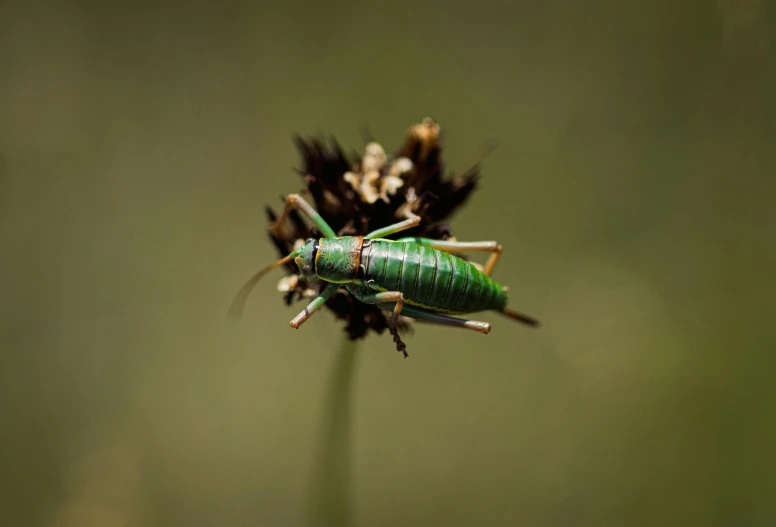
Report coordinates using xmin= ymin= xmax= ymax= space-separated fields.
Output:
xmin=266 ymin=118 xmax=484 ymax=342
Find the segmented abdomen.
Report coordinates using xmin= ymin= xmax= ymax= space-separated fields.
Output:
xmin=361 ymin=240 xmax=506 ymax=314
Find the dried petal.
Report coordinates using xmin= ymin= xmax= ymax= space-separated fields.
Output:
xmin=277 ymin=275 xmax=299 ymax=293
xmin=360 ymin=170 xmax=381 ymax=204
xmin=389 ymin=157 xmax=413 ymax=177
xmin=343 ymin=171 xmax=361 ymax=195
xmin=379 ymin=175 xmax=404 ymax=203
xmin=362 ymin=142 xmax=387 ymax=172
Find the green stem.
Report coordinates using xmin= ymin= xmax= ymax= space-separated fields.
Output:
xmin=307 ymin=336 xmax=360 ymax=527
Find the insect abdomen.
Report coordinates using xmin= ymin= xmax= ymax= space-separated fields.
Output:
xmin=362 ymin=240 xmax=506 ymax=314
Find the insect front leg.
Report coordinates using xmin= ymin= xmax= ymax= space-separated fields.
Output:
xmin=289 ymin=284 xmax=338 ymax=329
xmin=398 ymin=305 xmax=492 ymax=334
xmin=396 ymin=237 xmax=503 ymax=276
xmin=354 ymin=291 xmax=405 ymax=328
xmin=270 ymin=193 xmax=337 ymax=239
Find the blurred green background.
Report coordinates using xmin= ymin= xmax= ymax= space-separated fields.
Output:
xmin=1 ymin=1 xmax=773 ymax=526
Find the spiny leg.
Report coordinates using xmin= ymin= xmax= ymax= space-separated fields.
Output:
xmin=271 ymin=193 xmax=337 ymax=239
xmin=396 ymin=237 xmax=503 ymax=276
xmin=365 ymin=210 xmax=421 ymax=239
xmin=399 ymin=305 xmax=492 ymax=334
xmin=289 ymin=284 xmax=338 ymax=329
xmin=355 ymin=291 xmax=405 ymax=328
xmin=355 ymin=291 xmax=408 ymax=357
xmin=355 ymin=290 xmax=490 ymax=334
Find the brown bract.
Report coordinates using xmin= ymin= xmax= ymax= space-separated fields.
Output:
xmin=266 ymin=118 xmax=483 ymax=341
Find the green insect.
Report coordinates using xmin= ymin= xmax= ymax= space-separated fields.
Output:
xmin=229 ymin=194 xmax=539 ymax=347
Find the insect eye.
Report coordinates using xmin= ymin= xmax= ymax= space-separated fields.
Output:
xmin=306 ymin=237 xmax=315 ymax=244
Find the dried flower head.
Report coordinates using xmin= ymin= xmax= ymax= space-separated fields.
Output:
xmin=247 ymin=118 xmax=485 ymax=353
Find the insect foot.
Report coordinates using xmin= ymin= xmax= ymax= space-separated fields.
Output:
xmin=467 ymin=321 xmax=491 ymax=334
xmin=390 ymin=324 xmax=409 ymax=358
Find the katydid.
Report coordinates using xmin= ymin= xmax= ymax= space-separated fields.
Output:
xmin=229 ymin=194 xmax=538 ymax=348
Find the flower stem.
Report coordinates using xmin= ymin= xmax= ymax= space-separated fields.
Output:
xmin=307 ymin=336 xmax=359 ymax=527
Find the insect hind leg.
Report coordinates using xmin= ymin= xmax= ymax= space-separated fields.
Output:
xmin=395 ymin=305 xmax=492 ymax=335
xmin=352 ymin=290 xmax=409 ymax=357
xmin=395 ymin=237 xmax=502 ymax=276
xmin=353 ymin=291 xmax=405 ymax=328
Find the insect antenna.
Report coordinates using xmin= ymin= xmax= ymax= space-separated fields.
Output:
xmin=228 ymin=253 xmax=296 ymax=320
xmin=500 ymin=306 xmax=540 ymax=328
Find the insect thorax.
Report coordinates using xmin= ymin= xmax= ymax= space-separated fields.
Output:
xmin=315 ymin=236 xmax=365 ymax=284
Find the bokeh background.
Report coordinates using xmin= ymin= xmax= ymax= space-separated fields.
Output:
xmin=1 ymin=1 xmax=773 ymax=526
